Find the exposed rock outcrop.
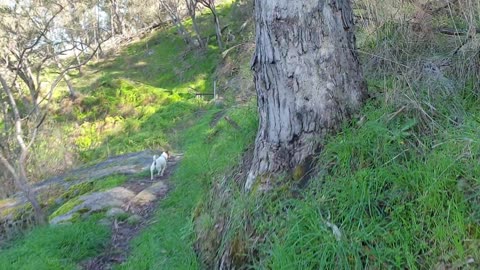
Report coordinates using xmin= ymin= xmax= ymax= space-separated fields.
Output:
xmin=50 ymin=187 xmax=135 ymax=225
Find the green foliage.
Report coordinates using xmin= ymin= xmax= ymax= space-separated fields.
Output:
xmin=63 ymin=1 xmax=233 ymax=163
xmin=1 ymin=1 xmax=254 ymax=269
xmin=0 ymin=220 xmax=109 ymax=270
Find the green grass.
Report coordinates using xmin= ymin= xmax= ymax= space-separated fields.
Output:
xmin=59 ymin=2 xmax=245 ymax=163
xmin=116 ymin=103 xmax=257 ymax=269
xmin=1 ymin=2 xmax=253 ymax=269
xmin=0 ymin=218 xmax=109 ymax=270
xmin=258 ymin=106 xmax=480 ymax=268
xmin=201 ymin=94 xmax=480 ymax=268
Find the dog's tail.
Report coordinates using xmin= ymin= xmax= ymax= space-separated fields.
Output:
xmin=153 ymin=155 xmax=157 ymax=162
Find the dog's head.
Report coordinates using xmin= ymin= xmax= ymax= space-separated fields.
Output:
xmin=161 ymin=151 xmax=170 ymax=160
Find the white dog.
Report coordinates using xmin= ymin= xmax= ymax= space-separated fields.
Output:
xmin=150 ymin=151 xmax=170 ymax=180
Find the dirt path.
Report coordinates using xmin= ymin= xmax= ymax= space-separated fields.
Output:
xmin=82 ymin=154 xmax=182 ymax=270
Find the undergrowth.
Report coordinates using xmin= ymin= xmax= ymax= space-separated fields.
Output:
xmin=1 ymin=1 xmax=253 ymax=268
xmin=254 ymin=98 xmax=480 ymax=268
xmin=196 ymin=87 xmax=480 ymax=269
xmin=194 ymin=1 xmax=480 ymax=268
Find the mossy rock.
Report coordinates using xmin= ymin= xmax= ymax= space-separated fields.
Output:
xmin=61 ymin=181 xmax=95 ymax=201
xmin=49 ymin=198 xmax=83 ymax=221
xmin=0 ymin=203 xmax=36 ymax=238
xmin=292 ymin=164 xmax=306 ymax=181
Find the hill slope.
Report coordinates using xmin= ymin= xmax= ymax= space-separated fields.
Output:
xmin=1 ymin=0 xmax=480 ymax=269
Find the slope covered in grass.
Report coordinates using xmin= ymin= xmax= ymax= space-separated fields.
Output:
xmin=255 ymin=99 xmax=480 ymax=268
xmin=4 ymin=0 xmax=479 ymax=269
xmin=193 ymin=1 xmax=480 ymax=268
xmin=1 ymin=0 xmax=255 ymax=269
xmin=117 ymin=104 xmax=257 ymax=269
xmin=0 ymin=218 xmax=109 ymax=269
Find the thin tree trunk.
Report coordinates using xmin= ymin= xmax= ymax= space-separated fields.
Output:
xmin=0 ymin=99 xmax=7 ymax=132
xmin=73 ymin=48 xmax=83 ymax=75
xmin=0 ymin=74 xmax=46 ymax=225
xmin=95 ymin=2 xmax=103 ymax=59
xmin=160 ymin=1 xmax=193 ymax=45
xmin=191 ymin=16 xmax=204 ymax=47
xmin=246 ymin=0 xmax=368 ymax=190
xmin=210 ymin=7 xmax=223 ymax=50
xmin=54 ymin=58 xmax=77 ymax=100
xmin=185 ymin=0 xmax=204 ymax=48
xmin=110 ymin=2 xmax=116 ymax=37
xmin=110 ymin=0 xmax=124 ymax=36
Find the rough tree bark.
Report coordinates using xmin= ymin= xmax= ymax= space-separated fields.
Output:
xmin=245 ymin=0 xmax=368 ymax=190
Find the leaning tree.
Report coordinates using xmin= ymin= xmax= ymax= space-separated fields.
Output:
xmin=246 ymin=0 xmax=368 ymax=190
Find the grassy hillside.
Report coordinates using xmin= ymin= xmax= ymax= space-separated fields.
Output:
xmin=0 ymin=0 xmax=255 ymax=268
xmin=194 ymin=1 xmax=480 ymax=269
xmin=1 ymin=0 xmax=480 ymax=269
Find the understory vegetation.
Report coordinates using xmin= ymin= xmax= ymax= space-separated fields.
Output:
xmin=194 ymin=0 xmax=480 ymax=269
xmin=1 ymin=0 xmax=480 ymax=269
xmin=1 ymin=0 xmax=253 ymax=268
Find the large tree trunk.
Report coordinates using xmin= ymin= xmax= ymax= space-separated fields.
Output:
xmin=109 ymin=0 xmax=124 ymax=36
xmin=246 ymin=0 xmax=368 ymax=190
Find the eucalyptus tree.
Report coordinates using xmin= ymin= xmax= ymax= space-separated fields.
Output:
xmin=246 ymin=0 xmax=368 ymax=190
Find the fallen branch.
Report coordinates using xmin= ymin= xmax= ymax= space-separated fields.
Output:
xmin=224 ymin=116 xmax=240 ymax=130
xmin=437 ymin=27 xmax=480 ymax=36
